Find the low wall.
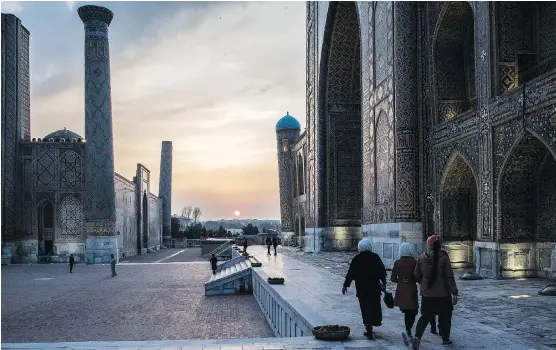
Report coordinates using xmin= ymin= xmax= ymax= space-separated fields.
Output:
xmin=251 ymin=269 xmax=323 ymax=338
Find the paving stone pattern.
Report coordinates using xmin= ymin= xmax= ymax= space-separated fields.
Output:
xmin=279 ymin=246 xmax=556 ymax=348
xmin=1 ymin=254 xmax=273 ymax=343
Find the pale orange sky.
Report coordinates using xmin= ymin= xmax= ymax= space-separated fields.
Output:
xmin=8 ymin=1 xmax=307 ymax=220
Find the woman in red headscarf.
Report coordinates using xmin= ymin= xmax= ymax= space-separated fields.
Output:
xmin=411 ymin=235 xmax=458 ymax=349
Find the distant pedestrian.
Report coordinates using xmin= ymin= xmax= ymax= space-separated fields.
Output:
xmin=412 ymin=235 xmax=458 ymax=349
xmin=210 ymin=254 xmax=218 ymax=275
xmin=110 ymin=254 xmax=117 ymax=277
xmin=243 ymin=239 xmax=248 ymax=253
xmin=266 ymin=237 xmax=272 ymax=255
xmin=272 ymin=237 xmax=278 ymax=256
xmin=342 ymin=239 xmax=386 ymax=340
xmin=391 ymin=243 xmax=419 ymax=345
xmin=69 ymin=254 xmax=75 ymax=273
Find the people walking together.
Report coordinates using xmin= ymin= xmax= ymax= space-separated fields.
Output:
xmin=266 ymin=237 xmax=272 ymax=255
xmin=272 ymin=236 xmax=278 ymax=256
xmin=342 ymin=239 xmax=387 ymax=340
xmin=69 ymin=254 xmax=75 ymax=273
xmin=412 ymin=235 xmax=458 ymax=349
xmin=110 ymin=254 xmax=117 ymax=277
xmin=210 ymin=254 xmax=218 ymax=275
xmin=391 ymin=243 xmax=419 ymax=344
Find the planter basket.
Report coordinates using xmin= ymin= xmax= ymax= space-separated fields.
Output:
xmin=267 ymin=277 xmax=285 ymax=285
xmin=251 ymin=262 xmax=262 ymax=267
xmin=312 ymin=325 xmax=350 ymax=341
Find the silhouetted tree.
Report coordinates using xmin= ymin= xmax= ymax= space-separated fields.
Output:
xmin=242 ymin=223 xmax=259 ymax=235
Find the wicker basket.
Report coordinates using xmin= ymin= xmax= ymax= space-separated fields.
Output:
xmin=267 ymin=277 xmax=285 ymax=285
xmin=251 ymin=262 xmax=262 ymax=267
xmin=312 ymin=325 xmax=350 ymax=341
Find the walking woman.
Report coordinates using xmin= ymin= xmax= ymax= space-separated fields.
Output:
xmin=412 ymin=235 xmax=458 ymax=349
xmin=391 ymin=243 xmax=419 ymax=344
xmin=342 ymin=239 xmax=386 ymax=340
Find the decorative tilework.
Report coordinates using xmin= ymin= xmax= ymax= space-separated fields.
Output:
xmin=80 ymin=6 xmax=117 ymax=234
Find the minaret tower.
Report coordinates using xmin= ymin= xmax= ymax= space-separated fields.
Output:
xmin=275 ymin=112 xmax=300 ymax=241
xmin=159 ymin=141 xmax=173 ymax=245
xmin=78 ymin=5 xmax=118 ymax=263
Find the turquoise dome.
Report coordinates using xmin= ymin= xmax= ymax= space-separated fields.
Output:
xmin=276 ymin=112 xmax=300 ymax=131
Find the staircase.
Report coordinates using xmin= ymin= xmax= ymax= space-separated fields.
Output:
xmin=204 ymin=252 xmax=262 ymax=296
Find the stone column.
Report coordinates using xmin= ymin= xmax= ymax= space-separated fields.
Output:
xmin=78 ymin=5 xmax=119 ymax=264
xmin=158 ymin=141 xmax=173 ymax=245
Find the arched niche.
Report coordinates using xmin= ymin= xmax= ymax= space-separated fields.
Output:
xmin=434 ymin=1 xmax=476 ymax=122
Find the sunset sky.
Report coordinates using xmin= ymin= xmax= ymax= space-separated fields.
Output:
xmin=2 ymin=1 xmax=306 ymax=220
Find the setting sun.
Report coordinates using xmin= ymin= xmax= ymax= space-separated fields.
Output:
xmin=234 ymin=210 xmax=241 ymax=217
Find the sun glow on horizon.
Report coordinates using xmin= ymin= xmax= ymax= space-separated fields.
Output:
xmin=234 ymin=210 xmax=241 ymax=217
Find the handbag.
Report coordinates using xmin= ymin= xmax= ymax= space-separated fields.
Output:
xmin=381 ymin=285 xmax=394 ymax=309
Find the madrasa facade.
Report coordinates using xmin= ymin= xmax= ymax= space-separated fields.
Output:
xmin=276 ymin=1 xmax=556 ymax=279
xmin=1 ymin=6 xmax=174 ymax=264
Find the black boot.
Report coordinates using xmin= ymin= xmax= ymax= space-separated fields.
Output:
xmin=364 ymin=325 xmax=373 ymax=339
xmin=430 ymin=324 xmax=437 ymax=335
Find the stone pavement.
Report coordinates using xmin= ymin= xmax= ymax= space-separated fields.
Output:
xmin=248 ymin=246 xmax=556 ymax=350
xmin=119 ymin=248 xmax=206 ymax=263
xmin=1 ymin=258 xmax=272 ymax=343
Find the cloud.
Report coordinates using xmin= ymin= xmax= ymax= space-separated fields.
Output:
xmin=30 ymin=1 xmax=305 ymax=219
xmin=67 ymin=1 xmax=75 ymax=11
xmin=1 ymin=1 xmax=23 ymax=13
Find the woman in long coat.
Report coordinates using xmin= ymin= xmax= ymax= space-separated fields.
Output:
xmin=412 ymin=235 xmax=459 ymax=349
xmin=342 ymin=239 xmax=386 ymax=339
xmin=391 ymin=243 xmax=419 ymax=343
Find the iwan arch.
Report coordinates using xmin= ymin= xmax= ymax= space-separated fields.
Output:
xmin=276 ymin=1 xmax=556 ymax=279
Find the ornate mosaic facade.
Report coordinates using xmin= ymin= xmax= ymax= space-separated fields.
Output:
xmin=1 ymin=8 xmax=169 ymax=264
xmin=278 ymin=1 xmax=556 ymax=279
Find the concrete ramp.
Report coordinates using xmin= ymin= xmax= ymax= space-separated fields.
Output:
xmin=204 ymin=258 xmax=252 ymax=295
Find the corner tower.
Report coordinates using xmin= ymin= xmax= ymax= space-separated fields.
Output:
xmin=276 ymin=112 xmax=301 ymax=241
xmin=158 ymin=141 xmax=173 ymax=245
xmin=78 ymin=5 xmax=118 ymax=263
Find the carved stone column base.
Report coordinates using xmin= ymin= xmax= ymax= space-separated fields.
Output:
xmin=362 ymin=222 xmax=423 ymax=268
xmin=85 ymin=236 xmax=118 ymax=264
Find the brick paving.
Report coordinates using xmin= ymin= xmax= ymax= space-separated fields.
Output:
xmin=1 ymin=259 xmax=272 ymax=343
xmin=279 ymin=245 xmax=556 ymax=348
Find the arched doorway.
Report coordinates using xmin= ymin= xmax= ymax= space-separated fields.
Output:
xmin=499 ymin=134 xmax=556 ymax=243
xmin=319 ymin=1 xmax=362 ymax=249
xmin=440 ymin=153 xmax=478 ymax=267
xmin=38 ymin=201 xmax=55 ymax=256
xmin=434 ymin=1 xmax=476 ymax=122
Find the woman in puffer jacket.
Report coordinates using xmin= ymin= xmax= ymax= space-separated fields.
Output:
xmin=411 ymin=235 xmax=458 ymax=349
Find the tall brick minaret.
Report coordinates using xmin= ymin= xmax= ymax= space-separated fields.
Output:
xmin=159 ymin=141 xmax=173 ymax=245
xmin=78 ymin=5 xmax=118 ymax=263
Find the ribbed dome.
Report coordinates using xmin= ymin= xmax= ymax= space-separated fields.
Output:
xmin=43 ymin=128 xmax=83 ymax=141
xmin=275 ymin=112 xmax=300 ymax=131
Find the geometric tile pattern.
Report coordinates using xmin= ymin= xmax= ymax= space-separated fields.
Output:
xmin=1 ymin=14 xmax=29 ymax=240
xmin=59 ymin=195 xmax=83 ymax=236
xmin=60 ymin=151 xmax=82 ymax=188
xmin=37 ymin=149 xmax=56 ymax=187
xmin=290 ymin=1 xmax=556 ymax=255
xmin=79 ymin=7 xmax=117 ymax=232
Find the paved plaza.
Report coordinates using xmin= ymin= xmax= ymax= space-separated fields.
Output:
xmin=3 ymin=246 xmax=556 ymax=349
xmin=1 ymin=249 xmax=273 ymax=344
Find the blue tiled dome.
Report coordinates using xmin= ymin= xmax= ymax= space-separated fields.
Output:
xmin=276 ymin=112 xmax=300 ymax=131
xmin=44 ymin=128 xmax=83 ymax=141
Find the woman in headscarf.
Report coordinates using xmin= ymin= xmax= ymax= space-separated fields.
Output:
xmin=411 ymin=235 xmax=458 ymax=349
xmin=342 ymin=239 xmax=386 ymax=339
xmin=391 ymin=243 xmax=419 ymax=344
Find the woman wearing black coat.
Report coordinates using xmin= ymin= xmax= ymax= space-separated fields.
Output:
xmin=342 ymin=239 xmax=387 ymax=339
